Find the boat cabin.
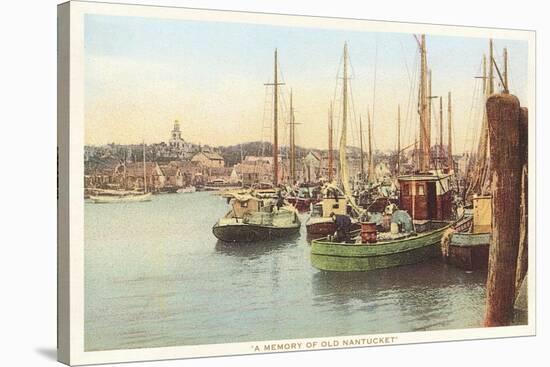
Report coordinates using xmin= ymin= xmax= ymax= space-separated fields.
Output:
xmin=472 ymin=195 xmax=492 ymax=233
xmin=321 ymin=196 xmax=348 ymax=217
xmin=230 ymin=195 xmax=264 ymax=217
xmin=397 ymin=172 xmax=454 ymax=221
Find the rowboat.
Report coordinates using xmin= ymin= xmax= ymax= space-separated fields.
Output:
xmin=311 ymin=220 xmax=455 ymax=272
xmin=89 ymin=192 xmax=152 ymax=203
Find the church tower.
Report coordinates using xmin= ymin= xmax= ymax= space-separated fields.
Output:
xmin=169 ymin=119 xmax=183 ymax=149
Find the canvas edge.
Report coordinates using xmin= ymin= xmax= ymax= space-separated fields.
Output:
xmin=57 ymin=1 xmax=71 ymax=365
xmin=61 ymin=1 xmax=537 ymax=365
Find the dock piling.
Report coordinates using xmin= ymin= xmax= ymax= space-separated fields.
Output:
xmin=484 ymin=93 xmax=522 ymax=327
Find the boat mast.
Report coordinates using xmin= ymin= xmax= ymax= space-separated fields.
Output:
xmin=397 ymin=105 xmax=401 ymax=176
xmin=143 ymin=141 xmax=147 ymax=193
xmin=447 ymin=92 xmax=453 ymax=171
xmin=328 ymin=103 xmax=334 ymax=182
xmin=428 ymin=69 xmax=433 ymax=169
xmin=273 ymin=49 xmax=279 ymax=186
xmin=367 ymin=109 xmax=374 ymax=183
xmin=359 ymin=116 xmax=364 ymax=180
xmin=289 ymin=89 xmax=295 ymax=184
xmin=339 ymin=42 xmax=351 ymax=197
xmin=439 ymin=96 xmax=443 ymax=165
xmin=418 ymin=34 xmax=429 ymax=172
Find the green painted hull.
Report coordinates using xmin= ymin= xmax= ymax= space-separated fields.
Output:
xmin=311 ymin=221 xmax=453 ymax=272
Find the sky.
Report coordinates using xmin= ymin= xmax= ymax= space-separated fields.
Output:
xmin=84 ymin=14 xmax=529 ymax=154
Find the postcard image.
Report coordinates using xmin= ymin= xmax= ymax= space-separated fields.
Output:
xmin=57 ymin=1 xmax=535 ymax=365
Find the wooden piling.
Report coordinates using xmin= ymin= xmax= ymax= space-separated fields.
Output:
xmin=484 ymin=93 xmax=521 ymax=327
xmin=515 ymin=107 xmax=529 ymax=294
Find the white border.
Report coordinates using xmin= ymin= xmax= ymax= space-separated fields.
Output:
xmin=65 ymin=1 xmax=536 ymax=365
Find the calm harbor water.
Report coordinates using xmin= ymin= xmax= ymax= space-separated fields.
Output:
xmin=85 ymin=191 xmax=487 ymax=351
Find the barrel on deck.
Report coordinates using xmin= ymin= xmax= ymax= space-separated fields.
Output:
xmin=361 ymin=222 xmax=377 ymax=243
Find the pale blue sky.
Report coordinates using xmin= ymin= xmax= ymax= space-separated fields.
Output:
xmin=84 ymin=14 xmax=529 ymax=153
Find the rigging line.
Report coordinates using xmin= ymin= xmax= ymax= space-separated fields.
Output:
xmin=347 ymin=55 xmax=360 ymax=149
xmin=371 ymin=36 xmax=379 ymax=136
xmin=399 ymin=39 xmax=413 ymax=87
xmin=401 ymin=43 xmax=419 ymax=153
xmin=348 ymin=82 xmax=359 ymax=149
xmin=463 ymin=59 xmax=483 ymax=154
xmin=469 ymin=85 xmax=484 ymax=157
xmin=469 ymin=78 xmax=485 ymax=157
xmin=332 ymin=52 xmax=344 ymax=150
xmin=404 ymin=54 xmax=419 ymax=151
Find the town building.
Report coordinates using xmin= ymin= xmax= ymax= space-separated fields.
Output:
xmin=191 ymin=150 xmax=225 ymax=168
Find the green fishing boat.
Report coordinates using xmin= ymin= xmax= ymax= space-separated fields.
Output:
xmin=311 ymin=220 xmax=454 ymax=271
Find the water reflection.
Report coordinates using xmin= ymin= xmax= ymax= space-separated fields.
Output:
xmin=312 ymin=259 xmax=486 ymax=296
xmin=214 ymin=234 xmax=300 ymax=258
xmin=311 ymin=259 xmax=487 ymax=331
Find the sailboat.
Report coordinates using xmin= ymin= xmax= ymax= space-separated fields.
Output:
xmin=212 ymin=49 xmax=301 ymax=243
xmin=89 ymin=143 xmax=153 ymax=203
xmin=306 ymin=43 xmax=361 ymax=238
xmin=443 ymin=40 xmax=508 ymax=270
xmin=311 ymin=35 xmax=459 ymax=272
xmin=355 ymin=108 xmax=399 ymax=212
xmin=284 ymin=91 xmax=322 ymax=212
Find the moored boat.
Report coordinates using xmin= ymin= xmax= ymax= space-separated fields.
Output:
xmin=311 ymin=219 xmax=455 ymax=272
xmin=442 ymin=196 xmax=491 ymax=271
xmin=89 ymin=192 xmax=152 ymax=203
xmin=442 ymin=41 xmax=507 ymax=271
xmin=212 ymin=193 xmax=301 ymax=242
xmin=212 ymin=49 xmax=301 ymax=243
xmin=88 ymin=142 xmax=153 ymax=204
xmin=444 ymin=231 xmax=490 ymax=271
xmin=306 ymin=43 xmax=362 ymax=238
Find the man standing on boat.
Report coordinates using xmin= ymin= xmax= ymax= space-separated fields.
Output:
xmin=276 ymin=189 xmax=285 ymax=211
xmin=330 ymin=212 xmax=352 ymax=242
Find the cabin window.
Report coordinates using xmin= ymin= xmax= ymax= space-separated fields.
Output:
xmin=402 ymin=184 xmax=410 ymax=196
xmin=332 ymin=203 xmax=340 ymax=209
xmin=417 ymin=184 xmax=425 ymax=196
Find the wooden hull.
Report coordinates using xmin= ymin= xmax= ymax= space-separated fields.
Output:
xmin=306 ymin=218 xmax=336 ymax=236
xmin=446 ymin=232 xmax=490 ymax=271
xmin=212 ymin=222 xmax=301 ymax=242
xmin=306 ymin=217 xmax=360 ymax=237
xmin=311 ymin=221 xmax=453 ymax=272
